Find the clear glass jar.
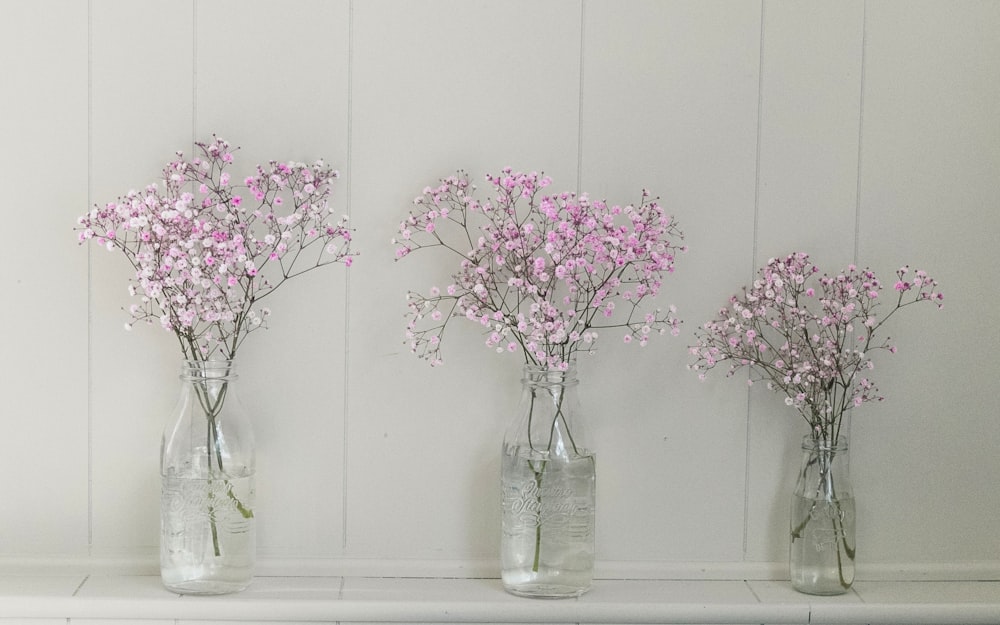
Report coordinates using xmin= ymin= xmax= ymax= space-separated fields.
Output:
xmin=160 ymin=360 xmax=256 ymax=594
xmin=500 ymin=363 xmax=595 ymax=598
xmin=790 ymin=435 xmax=855 ymax=595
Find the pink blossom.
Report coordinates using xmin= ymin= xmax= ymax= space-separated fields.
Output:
xmin=690 ymin=251 xmax=943 ymax=441
xmin=76 ymin=136 xmax=355 ymax=362
xmin=396 ymin=169 xmax=684 ymax=366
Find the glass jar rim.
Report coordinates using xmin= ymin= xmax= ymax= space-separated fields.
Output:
xmin=180 ymin=359 xmax=238 ymax=380
xmin=521 ymin=362 xmax=578 ymax=386
xmin=802 ymin=434 xmax=848 ymax=451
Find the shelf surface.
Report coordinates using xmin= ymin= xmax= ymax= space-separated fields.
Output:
xmin=1 ymin=574 xmax=998 ymax=624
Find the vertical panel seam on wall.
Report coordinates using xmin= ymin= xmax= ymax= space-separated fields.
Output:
xmin=853 ymin=1 xmax=869 ymax=265
xmin=192 ymin=0 xmax=198 ymax=150
xmin=343 ymin=0 xmax=355 ymax=553
xmin=745 ymin=0 xmax=768 ymax=561
xmin=576 ymin=0 xmax=586 ymax=193
xmin=86 ymin=0 xmax=94 ymax=554
xmin=750 ymin=2 xmax=765 ymax=285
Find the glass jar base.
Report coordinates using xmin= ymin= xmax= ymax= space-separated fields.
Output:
xmin=791 ymin=581 xmax=851 ymax=596
xmin=162 ymin=578 xmax=252 ymax=595
xmin=503 ymin=582 xmax=590 ymax=599
xmin=161 ymin=562 xmax=254 ymax=595
xmin=501 ymin=568 xmax=591 ymax=599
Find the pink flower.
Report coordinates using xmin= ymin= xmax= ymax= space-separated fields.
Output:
xmin=76 ymin=136 xmax=354 ymax=362
xmin=691 ymin=251 xmax=942 ymax=439
xmin=395 ymin=168 xmax=684 ymax=366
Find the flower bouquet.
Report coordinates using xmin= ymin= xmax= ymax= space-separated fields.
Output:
xmin=689 ymin=252 xmax=942 ymax=594
xmin=77 ymin=136 xmax=354 ymax=594
xmin=395 ymin=168 xmax=684 ymax=597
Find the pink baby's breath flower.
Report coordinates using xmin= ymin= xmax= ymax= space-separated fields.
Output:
xmin=76 ymin=136 xmax=354 ymax=362
xmin=690 ymin=251 xmax=942 ymax=443
xmin=396 ymin=168 xmax=684 ymax=367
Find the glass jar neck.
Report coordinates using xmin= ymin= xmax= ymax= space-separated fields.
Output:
xmin=181 ymin=359 xmax=238 ymax=382
xmin=521 ymin=363 xmax=578 ymax=389
xmin=803 ymin=434 xmax=849 ymax=453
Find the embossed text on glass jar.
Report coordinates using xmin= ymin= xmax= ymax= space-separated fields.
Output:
xmin=501 ymin=363 xmax=595 ymax=598
xmin=160 ymin=360 xmax=256 ymax=595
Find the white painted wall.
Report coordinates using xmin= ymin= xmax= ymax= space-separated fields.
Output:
xmin=1 ymin=0 xmax=997 ymax=577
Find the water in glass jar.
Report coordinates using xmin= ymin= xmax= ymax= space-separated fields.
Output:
xmin=160 ymin=473 xmax=256 ymax=594
xmin=790 ymin=494 xmax=855 ymax=595
xmin=501 ymin=445 xmax=595 ymax=598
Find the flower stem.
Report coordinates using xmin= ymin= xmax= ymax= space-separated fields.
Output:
xmin=524 ymin=376 xmax=571 ymax=574
xmin=191 ymin=370 xmax=252 ymax=558
xmin=531 ymin=461 xmax=545 ymax=573
xmin=206 ymin=414 xmax=222 ymax=558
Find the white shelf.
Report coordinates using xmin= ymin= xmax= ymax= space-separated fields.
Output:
xmin=1 ymin=574 xmax=998 ymax=624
